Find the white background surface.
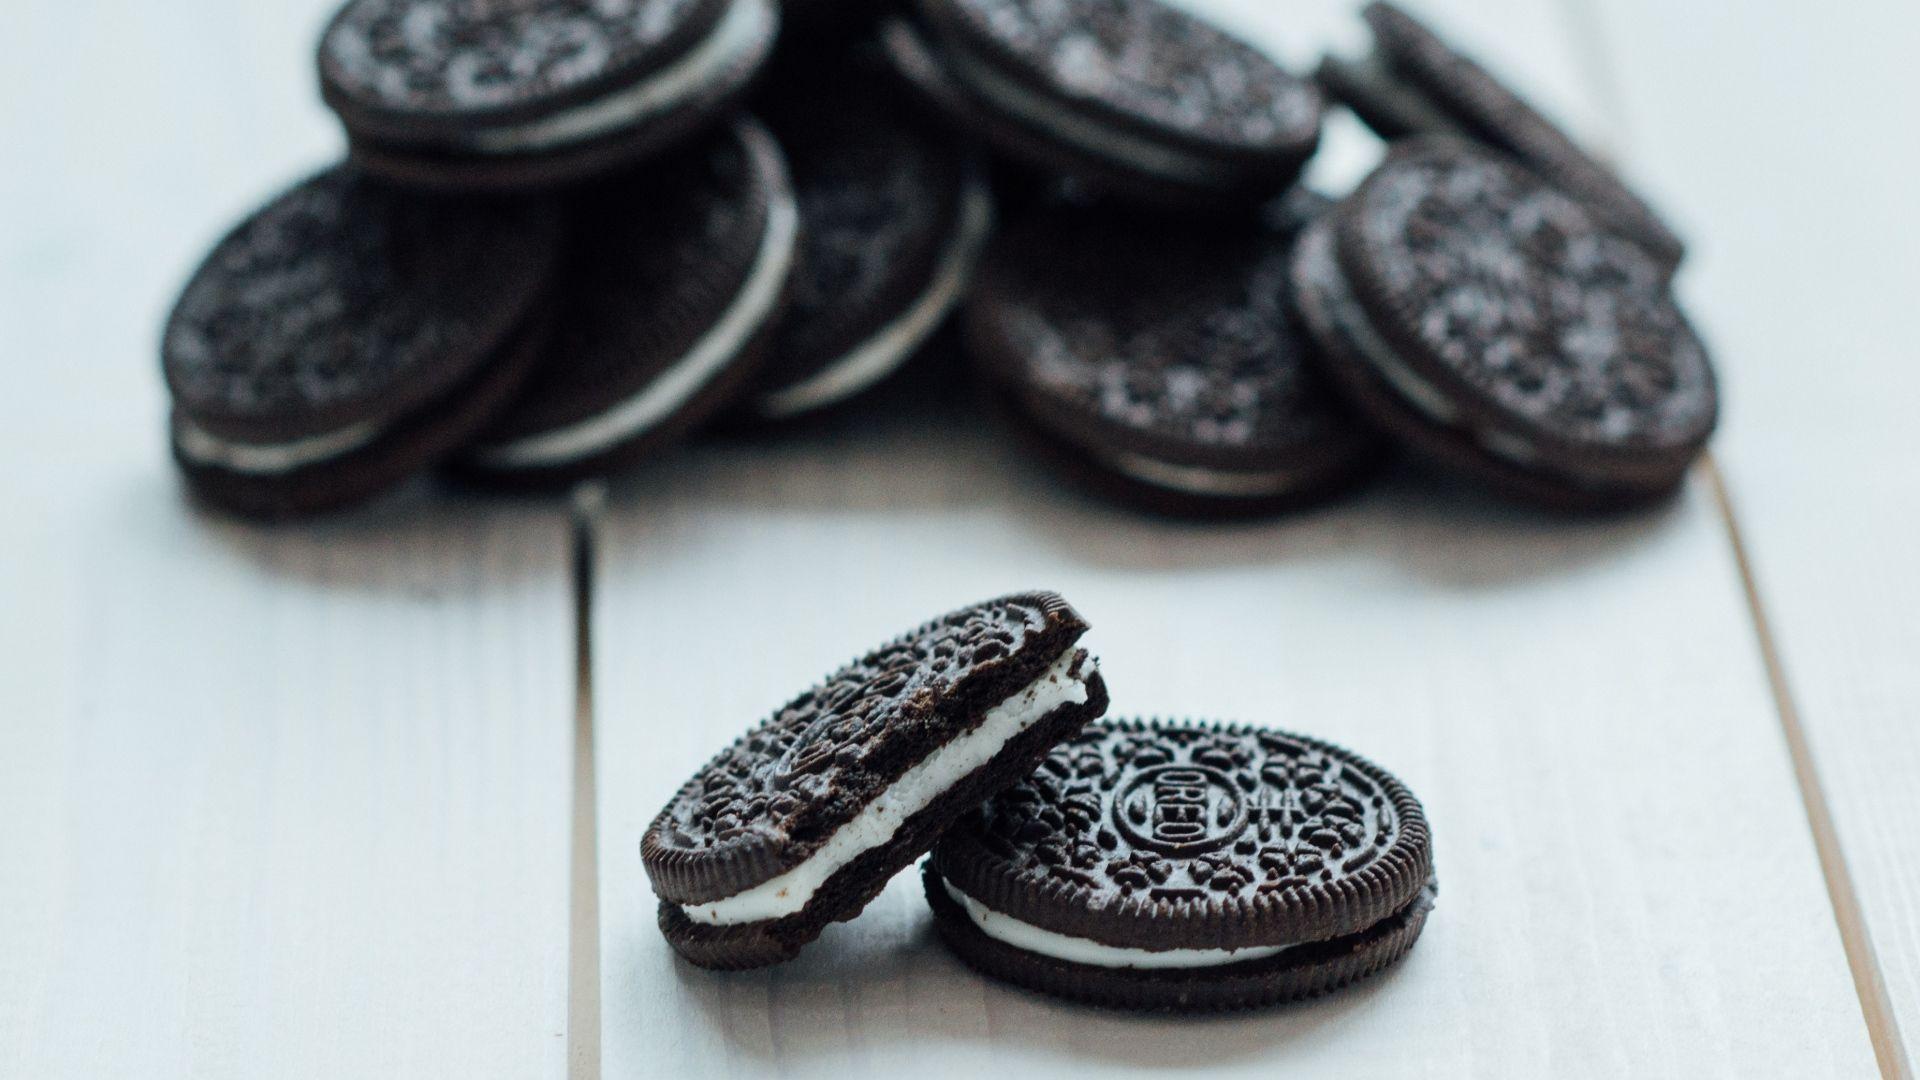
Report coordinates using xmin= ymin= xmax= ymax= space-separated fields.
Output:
xmin=0 ymin=1 xmax=1913 ymax=1077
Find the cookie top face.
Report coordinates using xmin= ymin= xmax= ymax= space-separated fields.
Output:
xmin=644 ymin=592 xmax=1093 ymax=904
xmin=756 ymin=62 xmax=970 ymax=388
xmin=1337 ymin=140 xmax=1717 ymax=459
xmin=476 ymin=121 xmax=783 ymax=444
xmin=1362 ymin=2 xmax=1684 ymax=267
xmin=163 ymin=167 xmax=559 ymax=443
xmin=968 ymin=197 xmax=1370 ymax=471
xmin=928 ymin=0 xmax=1321 ymax=157
xmin=932 ymin=719 xmax=1431 ymax=951
xmin=319 ymin=0 xmax=727 ymax=130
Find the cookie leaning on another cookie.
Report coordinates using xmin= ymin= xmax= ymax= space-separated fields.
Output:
xmin=967 ymin=193 xmax=1382 ymax=516
xmin=457 ymin=119 xmax=798 ymax=482
xmin=163 ymin=167 xmax=560 ymax=518
xmin=926 ymin=718 xmax=1436 ymax=1011
xmin=881 ymin=0 xmax=1324 ymax=209
xmin=1292 ymin=138 xmax=1718 ymax=510
xmin=1319 ymin=1 xmax=1685 ymax=271
xmin=643 ymin=592 xmax=1110 ymax=969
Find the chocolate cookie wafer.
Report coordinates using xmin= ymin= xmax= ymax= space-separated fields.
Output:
xmin=318 ymin=0 xmax=778 ymax=190
xmin=1292 ymin=138 xmax=1718 ymax=509
xmin=967 ymin=194 xmax=1382 ymax=515
xmin=644 ymin=592 xmax=1110 ymax=969
xmin=926 ymin=718 xmax=1436 ymax=1011
xmin=163 ymin=167 xmax=559 ymax=518
xmin=1320 ymin=2 xmax=1684 ymax=269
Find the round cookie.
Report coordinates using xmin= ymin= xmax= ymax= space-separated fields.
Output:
xmin=925 ymin=718 xmax=1436 ymax=1012
xmin=458 ymin=119 xmax=797 ymax=481
xmin=318 ymin=0 xmax=779 ymax=191
xmin=163 ymin=166 xmax=559 ymax=518
xmin=1291 ymin=138 xmax=1718 ymax=510
xmin=745 ymin=55 xmax=993 ymax=421
xmin=643 ymin=592 xmax=1110 ymax=970
xmin=880 ymin=0 xmax=1323 ymax=208
xmin=966 ymin=194 xmax=1383 ymax=516
xmin=1319 ymin=2 xmax=1684 ymax=270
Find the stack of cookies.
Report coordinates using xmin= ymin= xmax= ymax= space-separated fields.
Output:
xmin=160 ymin=0 xmax=1718 ymax=519
xmin=644 ymin=591 xmax=1438 ymax=1011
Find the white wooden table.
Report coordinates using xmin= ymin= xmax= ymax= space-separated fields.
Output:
xmin=2 ymin=2 xmax=1913 ymax=1077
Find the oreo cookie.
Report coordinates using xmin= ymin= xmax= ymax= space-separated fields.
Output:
xmin=318 ymin=0 xmax=778 ymax=191
xmin=1320 ymin=2 xmax=1684 ymax=270
xmin=881 ymin=0 xmax=1323 ymax=208
xmin=1292 ymin=138 xmax=1718 ymax=509
xmin=459 ymin=119 xmax=797 ymax=480
xmin=746 ymin=57 xmax=993 ymax=421
xmin=642 ymin=592 xmax=1110 ymax=969
xmin=925 ymin=719 xmax=1435 ymax=1011
xmin=163 ymin=167 xmax=559 ymax=518
xmin=966 ymin=195 xmax=1382 ymax=515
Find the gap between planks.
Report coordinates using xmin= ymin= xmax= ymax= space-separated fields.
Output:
xmin=569 ymin=483 xmax=607 ymax=1080
xmin=1554 ymin=0 xmax=1911 ymax=1072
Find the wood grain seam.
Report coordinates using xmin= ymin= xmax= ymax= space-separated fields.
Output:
xmin=1706 ymin=458 xmax=1912 ymax=1080
xmin=569 ymin=482 xmax=607 ymax=1080
xmin=1552 ymin=3 xmax=1910 ymax=1072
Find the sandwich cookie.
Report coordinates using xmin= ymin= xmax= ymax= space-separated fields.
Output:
xmin=747 ymin=59 xmax=993 ymax=421
xmin=1291 ymin=138 xmax=1718 ymax=510
xmin=460 ymin=119 xmax=797 ymax=480
xmin=1319 ymin=2 xmax=1684 ymax=270
xmin=881 ymin=0 xmax=1323 ymax=208
xmin=643 ymin=592 xmax=1110 ymax=969
xmin=966 ymin=195 xmax=1382 ymax=516
xmin=163 ymin=167 xmax=559 ymax=518
xmin=318 ymin=0 xmax=779 ymax=191
xmin=925 ymin=719 xmax=1436 ymax=1011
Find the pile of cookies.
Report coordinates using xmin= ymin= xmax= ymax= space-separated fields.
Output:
xmin=159 ymin=0 xmax=1718 ymax=519
xmin=644 ymin=591 xmax=1436 ymax=1011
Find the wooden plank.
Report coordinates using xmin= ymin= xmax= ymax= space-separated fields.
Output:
xmin=592 ymin=8 xmax=1874 ymax=1067
xmin=1581 ymin=0 xmax=1920 ymax=1070
xmin=0 ymin=3 xmax=577 ymax=1076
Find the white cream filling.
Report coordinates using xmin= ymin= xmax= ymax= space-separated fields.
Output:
xmin=1104 ymin=450 xmax=1310 ymax=499
xmin=679 ymin=648 xmax=1094 ymax=926
xmin=757 ymin=173 xmax=995 ymax=419
xmin=467 ymin=122 xmax=797 ymax=471
xmin=173 ymin=416 xmax=384 ymax=476
xmin=940 ymin=878 xmax=1289 ymax=970
xmin=462 ymin=0 xmax=774 ymax=155
xmin=938 ymin=34 xmax=1237 ymax=187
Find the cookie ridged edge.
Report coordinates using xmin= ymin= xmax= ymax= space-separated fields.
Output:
xmin=931 ymin=717 xmax=1432 ymax=952
xmin=641 ymin=590 xmax=1092 ymax=904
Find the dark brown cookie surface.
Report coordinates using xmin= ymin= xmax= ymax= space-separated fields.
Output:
xmin=967 ymin=195 xmax=1381 ymax=509
xmin=460 ymin=119 xmax=795 ymax=478
xmin=163 ymin=167 xmax=558 ymax=444
xmin=890 ymin=0 xmax=1321 ymax=205
xmin=1342 ymin=2 xmax=1684 ymax=269
xmin=643 ymin=592 xmax=1110 ymax=968
xmin=1318 ymin=138 xmax=1716 ymax=494
xmin=933 ymin=0 xmax=1321 ymax=155
xmin=319 ymin=0 xmax=725 ymax=131
xmin=746 ymin=53 xmax=986 ymax=418
xmin=932 ymin=719 xmax=1432 ymax=951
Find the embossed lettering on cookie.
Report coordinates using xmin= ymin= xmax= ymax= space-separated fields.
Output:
xmin=317 ymin=0 xmax=779 ymax=191
xmin=925 ymin=719 xmax=1435 ymax=1011
xmin=642 ymin=592 xmax=1111 ymax=969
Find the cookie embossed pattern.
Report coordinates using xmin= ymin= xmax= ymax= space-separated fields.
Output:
xmin=927 ymin=719 xmax=1435 ymax=1011
xmin=643 ymin=592 xmax=1110 ymax=969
